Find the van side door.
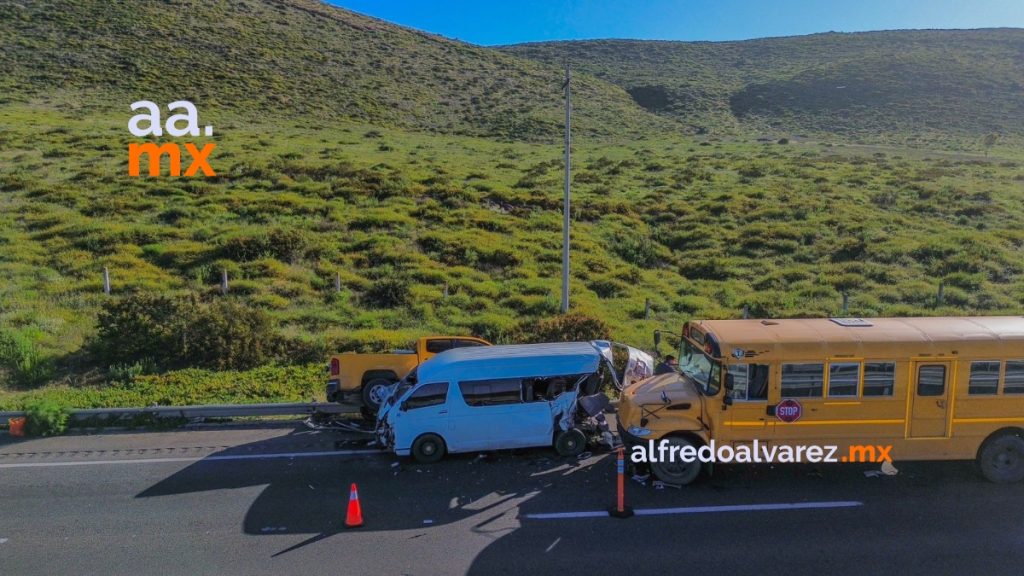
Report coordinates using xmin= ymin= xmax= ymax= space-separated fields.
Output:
xmin=723 ymin=363 xmax=774 ymax=445
xmin=394 ymin=382 xmax=450 ymax=452
xmin=449 ymin=378 xmax=527 ymax=451
xmin=909 ymin=361 xmax=952 ymax=438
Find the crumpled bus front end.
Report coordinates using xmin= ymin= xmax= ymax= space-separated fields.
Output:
xmin=616 ymin=373 xmax=707 ymax=447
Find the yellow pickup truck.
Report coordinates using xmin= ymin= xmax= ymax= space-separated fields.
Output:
xmin=326 ymin=336 xmax=491 ymax=415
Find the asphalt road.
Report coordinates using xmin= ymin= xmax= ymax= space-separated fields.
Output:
xmin=1 ymin=422 xmax=1022 ymax=575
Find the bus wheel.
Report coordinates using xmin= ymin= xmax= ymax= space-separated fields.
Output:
xmin=650 ymin=436 xmax=702 ymax=486
xmin=554 ymin=429 xmax=586 ymax=457
xmin=411 ymin=433 xmax=446 ymax=464
xmin=978 ymin=432 xmax=1024 ymax=484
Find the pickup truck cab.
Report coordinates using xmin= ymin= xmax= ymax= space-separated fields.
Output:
xmin=326 ymin=336 xmax=490 ymax=415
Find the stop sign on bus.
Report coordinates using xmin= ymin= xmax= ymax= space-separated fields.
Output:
xmin=776 ymin=399 xmax=802 ymax=423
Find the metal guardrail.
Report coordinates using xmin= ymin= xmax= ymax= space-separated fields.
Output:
xmin=1 ymin=402 xmax=354 ymax=422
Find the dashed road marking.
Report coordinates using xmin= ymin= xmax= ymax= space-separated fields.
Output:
xmin=524 ymin=500 xmax=863 ymax=520
xmin=0 ymin=449 xmax=383 ymax=469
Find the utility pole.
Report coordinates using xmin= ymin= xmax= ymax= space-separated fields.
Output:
xmin=561 ymin=65 xmax=571 ymax=314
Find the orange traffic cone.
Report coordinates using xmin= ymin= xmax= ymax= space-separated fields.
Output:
xmin=345 ymin=483 xmax=364 ymax=528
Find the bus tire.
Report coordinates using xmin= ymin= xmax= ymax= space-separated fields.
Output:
xmin=361 ymin=377 xmax=394 ymax=413
xmin=650 ymin=436 xmax=702 ymax=486
xmin=978 ymin=432 xmax=1024 ymax=484
xmin=411 ymin=433 xmax=446 ymax=464
xmin=554 ymin=428 xmax=587 ymax=457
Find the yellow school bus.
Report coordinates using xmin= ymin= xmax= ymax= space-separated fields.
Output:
xmin=617 ymin=316 xmax=1024 ymax=484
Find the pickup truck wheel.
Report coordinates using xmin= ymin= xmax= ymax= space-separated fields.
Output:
xmin=362 ymin=378 xmax=394 ymax=413
xmin=411 ymin=433 xmax=446 ymax=464
xmin=978 ymin=432 xmax=1024 ymax=483
xmin=554 ymin=429 xmax=587 ymax=457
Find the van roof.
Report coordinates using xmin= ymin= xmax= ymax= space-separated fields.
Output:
xmin=693 ymin=316 xmax=1024 ymax=361
xmin=416 ymin=342 xmax=603 ymax=383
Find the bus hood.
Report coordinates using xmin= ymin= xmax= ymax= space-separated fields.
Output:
xmin=627 ymin=373 xmax=701 ymax=407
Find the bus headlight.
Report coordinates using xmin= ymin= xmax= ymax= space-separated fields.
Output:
xmin=627 ymin=426 xmax=651 ymax=437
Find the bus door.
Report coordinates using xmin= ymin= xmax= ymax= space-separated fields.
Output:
xmin=909 ymin=361 xmax=952 ymax=438
xmin=724 ymin=363 xmax=774 ymax=445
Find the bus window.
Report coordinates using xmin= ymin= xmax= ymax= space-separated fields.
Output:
xmin=728 ymin=364 xmax=769 ymax=401
xmin=828 ymin=363 xmax=860 ymax=397
xmin=1004 ymin=361 xmax=1024 ymax=394
xmin=968 ymin=361 xmax=1000 ymax=395
xmin=862 ymin=362 xmax=895 ymax=396
xmin=781 ymin=363 xmax=824 ymax=398
xmin=917 ymin=365 xmax=946 ymax=396
xmin=679 ymin=341 xmax=721 ymax=395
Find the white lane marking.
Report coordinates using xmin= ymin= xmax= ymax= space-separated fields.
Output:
xmin=525 ymin=500 xmax=862 ymax=520
xmin=527 ymin=510 xmax=608 ymax=519
xmin=0 ymin=449 xmax=382 ymax=469
xmin=545 ymin=537 xmax=561 ymax=553
xmin=0 ymin=538 xmax=8 ymax=544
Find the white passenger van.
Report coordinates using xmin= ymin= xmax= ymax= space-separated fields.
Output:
xmin=377 ymin=342 xmax=621 ymax=463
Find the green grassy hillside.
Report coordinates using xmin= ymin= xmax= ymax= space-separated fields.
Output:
xmin=0 ymin=0 xmax=665 ymax=141
xmin=0 ymin=2 xmax=1022 ymax=408
xmin=502 ymin=29 xmax=1024 ymax=144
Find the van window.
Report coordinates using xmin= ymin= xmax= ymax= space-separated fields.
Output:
xmin=524 ymin=376 xmax=574 ymax=402
xmin=459 ymin=379 xmax=522 ymax=407
xmin=828 ymin=363 xmax=860 ymax=397
xmin=968 ymin=361 xmax=1000 ymax=395
xmin=727 ymin=364 xmax=769 ymax=401
xmin=1004 ymin=361 xmax=1024 ymax=394
xmin=781 ymin=363 xmax=824 ymax=398
xmin=862 ymin=362 xmax=895 ymax=396
xmin=405 ymin=382 xmax=448 ymax=410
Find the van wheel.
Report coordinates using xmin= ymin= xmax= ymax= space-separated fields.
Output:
xmin=362 ymin=378 xmax=394 ymax=413
xmin=650 ymin=436 xmax=701 ymax=486
xmin=978 ymin=432 xmax=1024 ymax=483
xmin=411 ymin=433 xmax=446 ymax=464
xmin=554 ymin=429 xmax=587 ymax=457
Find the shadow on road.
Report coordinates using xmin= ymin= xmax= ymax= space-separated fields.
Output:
xmin=134 ymin=424 xmax=999 ymax=566
xmin=134 ymin=424 xmax=620 ymax=556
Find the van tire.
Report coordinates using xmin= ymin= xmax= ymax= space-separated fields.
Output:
xmin=978 ymin=432 xmax=1024 ymax=483
xmin=411 ymin=433 xmax=446 ymax=464
xmin=650 ymin=436 xmax=702 ymax=486
xmin=554 ymin=429 xmax=587 ymax=457
xmin=362 ymin=377 xmax=394 ymax=413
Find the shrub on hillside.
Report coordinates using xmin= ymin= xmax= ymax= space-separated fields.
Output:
xmin=514 ymin=312 xmax=612 ymax=344
xmin=94 ymin=293 xmax=194 ymax=370
xmin=182 ymin=300 xmax=277 ymax=370
xmin=94 ymin=293 xmax=278 ymax=371
xmin=0 ymin=328 xmax=53 ymax=387
xmin=364 ymin=276 xmax=411 ymax=309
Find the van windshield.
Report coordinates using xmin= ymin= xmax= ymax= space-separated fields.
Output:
xmin=389 ymin=368 xmax=418 ymax=406
xmin=679 ymin=340 xmax=721 ymax=396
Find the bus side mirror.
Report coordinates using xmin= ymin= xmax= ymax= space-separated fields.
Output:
xmin=725 ymin=373 xmax=735 ymax=392
xmin=723 ymin=395 xmax=733 ymax=407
